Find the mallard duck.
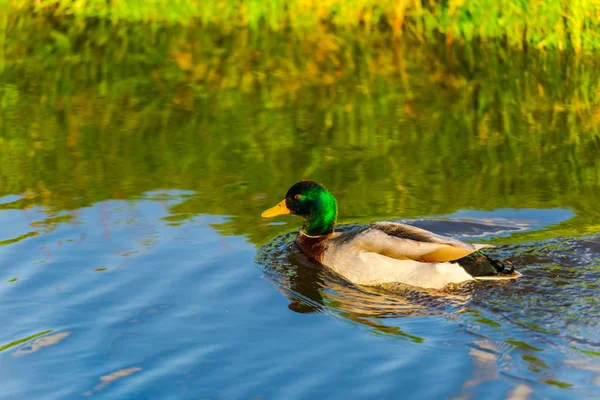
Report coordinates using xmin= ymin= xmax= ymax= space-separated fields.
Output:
xmin=261 ymin=181 xmax=520 ymax=290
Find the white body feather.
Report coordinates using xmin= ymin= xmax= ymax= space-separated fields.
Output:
xmin=302 ymin=223 xmax=491 ymax=290
xmin=322 ymin=243 xmax=475 ymax=290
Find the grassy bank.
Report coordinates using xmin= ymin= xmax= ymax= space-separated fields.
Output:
xmin=10 ymin=0 xmax=600 ymax=51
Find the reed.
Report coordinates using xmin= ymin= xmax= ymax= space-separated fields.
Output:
xmin=10 ymin=0 xmax=600 ymax=51
xmin=2 ymin=18 xmax=600 ymax=243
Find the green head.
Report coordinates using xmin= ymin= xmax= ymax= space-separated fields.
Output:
xmin=261 ymin=181 xmax=338 ymax=236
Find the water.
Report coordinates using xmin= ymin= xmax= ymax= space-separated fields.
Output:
xmin=1 ymin=19 xmax=600 ymax=398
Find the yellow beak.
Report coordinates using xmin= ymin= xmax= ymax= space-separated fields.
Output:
xmin=261 ymin=199 xmax=291 ymax=218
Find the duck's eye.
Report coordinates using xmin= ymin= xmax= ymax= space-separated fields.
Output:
xmin=294 ymin=194 xmax=302 ymax=200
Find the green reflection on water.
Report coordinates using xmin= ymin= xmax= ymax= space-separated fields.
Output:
xmin=0 ymin=231 xmax=39 ymax=246
xmin=474 ymin=317 xmax=501 ymax=328
xmin=0 ymin=330 xmax=53 ymax=352
xmin=506 ymin=339 xmax=544 ymax=352
xmin=2 ymin=15 xmax=600 ymax=245
xmin=544 ymin=379 xmax=574 ymax=389
xmin=580 ymin=349 xmax=600 ymax=357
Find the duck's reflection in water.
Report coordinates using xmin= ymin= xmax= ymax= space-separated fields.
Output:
xmin=258 ymin=236 xmax=473 ymax=342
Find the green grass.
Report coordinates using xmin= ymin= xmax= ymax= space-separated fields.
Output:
xmin=11 ymin=0 xmax=600 ymax=51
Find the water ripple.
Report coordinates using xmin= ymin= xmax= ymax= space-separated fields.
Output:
xmin=257 ymin=219 xmax=600 ymax=397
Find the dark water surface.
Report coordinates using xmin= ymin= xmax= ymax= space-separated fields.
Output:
xmin=1 ymin=18 xmax=600 ymax=399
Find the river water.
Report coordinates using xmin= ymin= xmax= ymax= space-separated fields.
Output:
xmin=1 ymin=19 xmax=599 ymax=399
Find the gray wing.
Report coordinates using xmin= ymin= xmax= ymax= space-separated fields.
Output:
xmin=342 ymin=222 xmax=492 ymax=262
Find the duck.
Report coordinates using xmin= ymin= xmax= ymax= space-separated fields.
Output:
xmin=261 ymin=180 xmax=519 ymax=290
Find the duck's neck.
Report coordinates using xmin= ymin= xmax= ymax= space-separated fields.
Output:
xmin=302 ymin=191 xmax=337 ymax=236
xmin=296 ymin=231 xmax=330 ymax=263
xmin=303 ymin=218 xmax=335 ymax=236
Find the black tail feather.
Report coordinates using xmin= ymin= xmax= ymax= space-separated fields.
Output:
xmin=454 ymin=251 xmax=515 ymax=277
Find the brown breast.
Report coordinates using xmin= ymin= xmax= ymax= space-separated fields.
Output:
xmin=295 ymin=232 xmax=330 ymax=263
